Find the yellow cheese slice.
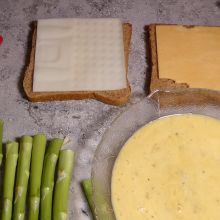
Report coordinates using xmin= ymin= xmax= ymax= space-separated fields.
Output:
xmin=156 ymin=25 xmax=220 ymax=90
xmin=112 ymin=114 xmax=220 ymax=220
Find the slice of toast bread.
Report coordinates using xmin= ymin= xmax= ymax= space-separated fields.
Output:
xmin=149 ymin=24 xmax=189 ymax=92
xmin=23 ymin=23 xmax=132 ymax=106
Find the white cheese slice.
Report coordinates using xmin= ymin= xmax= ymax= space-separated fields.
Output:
xmin=156 ymin=25 xmax=220 ymax=90
xmin=33 ymin=18 xmax=127 ymax=92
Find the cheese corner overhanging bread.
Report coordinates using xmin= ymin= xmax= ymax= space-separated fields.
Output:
xmin=23 ymin=19 xmax=132 ymax=106
xmin=149 ymin=24 xmax=220 ymax=92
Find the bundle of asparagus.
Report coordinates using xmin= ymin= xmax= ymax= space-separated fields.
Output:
xmin=0 ymin=121 xmax=75 ymax=220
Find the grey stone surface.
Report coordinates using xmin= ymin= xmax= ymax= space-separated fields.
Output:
xmin=0 ymin=0 xmax=220 ymax=219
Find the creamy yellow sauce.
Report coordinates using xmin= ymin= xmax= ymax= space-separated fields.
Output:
xmin=112 ymin=114 xmax=220 ymax=220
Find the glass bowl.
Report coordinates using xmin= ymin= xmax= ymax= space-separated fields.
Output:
xmin=91 ymin=88 xmax=220 ymax=220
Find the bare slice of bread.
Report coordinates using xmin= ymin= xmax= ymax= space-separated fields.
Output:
xmin=23 ymin=23 xmax=132 ymax=106
xmin=149 ymin=24 xmax=188 ymax=92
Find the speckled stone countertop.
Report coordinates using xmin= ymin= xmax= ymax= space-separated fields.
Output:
xmin=1 ymin=0 xmax=220 ymax=219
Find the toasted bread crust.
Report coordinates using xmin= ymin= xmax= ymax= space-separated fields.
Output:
xmin=23 ymin=23 xmax=132 ymax=106
xmin=149 ymin=24 xmax=188 ymax=92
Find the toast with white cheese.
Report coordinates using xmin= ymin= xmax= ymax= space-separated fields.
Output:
xmin=23 ymin=21 xmax=132 ymax=106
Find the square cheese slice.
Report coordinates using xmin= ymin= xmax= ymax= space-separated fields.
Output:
xmin=33 ymin=18 xmax=127 ymax=92
xmin=156 ymin=25 xmax=220 ymax=90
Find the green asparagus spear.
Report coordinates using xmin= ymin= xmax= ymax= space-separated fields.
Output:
xmin=53 ymin=149 xmax=74 ymax=220
xmin=82 ymin=179 xmax=96 ymax=219
xmin=2 ymin=141 xmax=19 ymax=220
xmin=13 ymin=136 xmax=33 ymax=220
xmin=40 ymin=138 xmax=63 ymax=220
xmin=28 ymin=134 xmax=47 ymax=220
xmin=0 ymin=119 xmax=3 ymax=166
